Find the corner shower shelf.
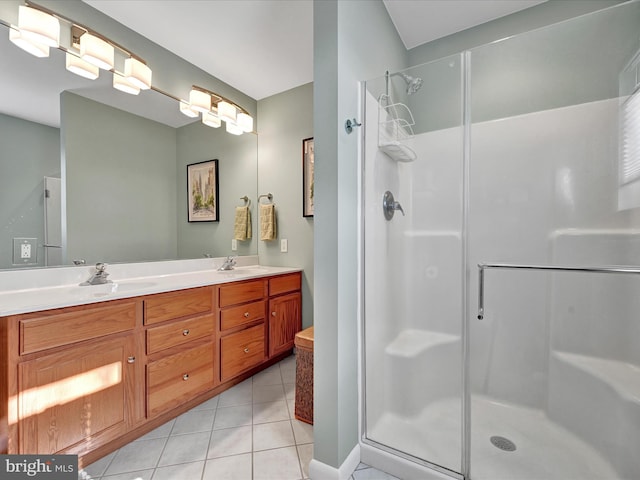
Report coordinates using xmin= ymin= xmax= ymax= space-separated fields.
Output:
xmin=378 ymin=94 xmax=417 ymax=162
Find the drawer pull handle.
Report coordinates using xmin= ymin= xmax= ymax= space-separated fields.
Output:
xmin=244 ymin=312 xmax=250 ymax=318
xmin=127 ymin=356 xmax=136 ymax=364
xmin=272 ymin=311 xmax=276 ymax=317
xmin=183 ymin=374 xmax=189 ymax=381
xmin=244 ymin=348 xmax=249 ymax=353
xmin=182 ymin=329 xmax=190 ymax=336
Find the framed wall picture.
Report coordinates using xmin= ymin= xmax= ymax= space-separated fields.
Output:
xmin=187 ymin=159 xmax=219 ymax=222
xmin=303 ymin=137 xmax=314 ymax=217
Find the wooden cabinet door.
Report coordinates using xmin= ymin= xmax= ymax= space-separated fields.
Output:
xmin=268 ymin=292 xmax=301 ymax=357
xmin=18 ymin=335 xmax=137 ymax=455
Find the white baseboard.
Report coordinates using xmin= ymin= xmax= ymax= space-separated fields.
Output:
xmin=309 ymin=443 xmax=360 ymax=480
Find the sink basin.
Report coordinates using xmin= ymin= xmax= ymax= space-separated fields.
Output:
xmin=70 ymin=281 xmax=158 ymax=298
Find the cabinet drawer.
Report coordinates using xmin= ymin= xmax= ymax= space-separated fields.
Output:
xmin=145 ymin=287 xmax=213 ymax=325
xmin=220 ymin=324 xmax=265 ymax=381
xmin=147 ymin=342 xmax=214 ymax=417
xmin=19 ymin=300 xmax=137 ymax=355
xmin=269 ymin=273 xmax=301 ymax=296
xmin=219 ymin=279 xmax=266 ymax=308
xmin=220 ymin=300 xmax=265 ymax=331
xmin=146 ymin=314 xmax=214 ymax=355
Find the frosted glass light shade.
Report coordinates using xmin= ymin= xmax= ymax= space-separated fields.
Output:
xmin=66 ymin=52 xmax=99 ymax=80
xmin=237 ymin=112 xmax=253 ymax=133
xmin=17 ymin=6 xmax=59 ymax=48
xmin=226 ymin=122 xmax=243 ymax=135
xmin=218 ymin=101 xmax=237 ymax=124
xmin=124 ymin=57 xmax=152 ymax=90
xmin=113 ymin=74 xmax=140 ymax=95
xmin=179 ymin=101 xmax=199 ymax=118
xmin=80 ymin=33 xmax=114 ymax=70
xmin=203 ymin=111 xmax=221 ymax=128
xmin=189 ymin=89 xmax=211 ymax=113
xmin=9 ymin=28 xmax=49 ymax=57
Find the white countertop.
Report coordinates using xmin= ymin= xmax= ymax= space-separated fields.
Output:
xmin=0 ymin=262 xmax=301 ymax=316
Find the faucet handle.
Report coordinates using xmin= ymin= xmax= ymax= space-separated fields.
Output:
xmin=95 ymin=262 xmax=108 ymax=273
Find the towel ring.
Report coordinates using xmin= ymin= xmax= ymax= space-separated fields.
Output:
xmin=240 ymin=195 xmax=250 ymax=206
xmin=258 ymin=193 xmax=273 ymax=203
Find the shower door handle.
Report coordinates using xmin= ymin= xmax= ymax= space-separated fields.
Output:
xmin=383 ymin=191 xmax=405 ymax=220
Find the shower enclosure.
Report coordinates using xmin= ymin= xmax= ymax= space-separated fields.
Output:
xmin=361 ymin=3 xmax=640 ymax=479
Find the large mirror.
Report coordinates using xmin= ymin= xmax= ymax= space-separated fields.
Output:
xmin=0 ymin=22 xmax=258 ymax=271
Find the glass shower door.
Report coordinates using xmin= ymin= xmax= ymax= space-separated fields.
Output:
xmin=467 ymin=3 xmax=640 ymax=479
xmin=362 ymin=53 xmax=465 ymax=476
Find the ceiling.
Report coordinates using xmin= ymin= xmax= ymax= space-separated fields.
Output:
xmin=1 ymin=0 xmax=547 ymax=128
xmin=83 ymin=0 xmax=546 ymax=101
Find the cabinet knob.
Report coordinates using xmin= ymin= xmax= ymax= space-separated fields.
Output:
xmin=244 ymin=312 xmax=250 ymax=318
xmin=183 ymin=374 xmax=189 ymax=381
xmin=272 ymin=311 xmax=276 ymax=317
xmin=244 ymin=348 xmax=249 ymax=353
xmin=182 ymin=329 xmax=190 ymax=336
xmin=127 ymin=356 xmax=135 ymax=364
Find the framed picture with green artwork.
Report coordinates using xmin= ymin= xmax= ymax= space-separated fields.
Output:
xmin=187 ymin=159 xmax=219 ymax=222
xmin=302 ymin=137 xmax=314 ymax=217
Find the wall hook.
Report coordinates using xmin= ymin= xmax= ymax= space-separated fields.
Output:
xmin=345 ymin=118 xmax=362 ymax=134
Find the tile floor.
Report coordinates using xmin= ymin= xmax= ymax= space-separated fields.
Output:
xmin=78 ymin=354 xmax=397 ymax=480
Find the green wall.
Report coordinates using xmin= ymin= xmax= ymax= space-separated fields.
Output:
xmin=176 ymin=121 xmax=258 ymax=259
xmin=0 ymin=113 xmax=60 ymax=269
xmin=313 ymin=0 xmax=408 ymax=471
xmin=257 ymin=82 xmax=314 ymax=329
xmin=62 ymin=92 xmax=178 ymax=264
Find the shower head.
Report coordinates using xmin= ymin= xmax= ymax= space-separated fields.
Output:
xmin=393 ymin=72 xmax=423 ymax=95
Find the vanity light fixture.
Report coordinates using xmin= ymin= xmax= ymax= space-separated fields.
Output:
xmin=189 ymin=89 xmax=212 ymax=113
xmin=124 ymin=57 xmax=152 ymax=90
xmin=179 ymin=101 xmax=199 ymax=118
xmin=217 ymin=100 xmax=237 ymax=124
xmin=182 ymin=86 xmax=253 ymax=135
xmin=237 ymin=112 xmax=254 ymax=133
xmin=203 ymin=110 xmax=221 ymax=128
xmin=9 ymin=27 xmax=49 ymax=58
xmin=113 ymin=73 xmax=140 ymax=95
xmin=80 ymin=32 xmax=114 ymax=70
xmin=15 ymin=5 xmax=59 ymax=49
xmin=226 ymin=122 xmax=244 ymax=135
xmin=65 ymin=52 xmax=99 ymax=80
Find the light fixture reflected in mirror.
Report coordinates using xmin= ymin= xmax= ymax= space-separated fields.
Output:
xmin=9 ymin=27 xmax=49 ymax=57
xmin=65 ymin=52 xmax=99 ymax=80
xmin=226 ymin=122 xmax=243 ymax=135
xmin=180 ymin=101 xmax=199 ymax=118
xmin=113 ymin=73 xmax=140 ymax=95
xmin=203 ymin=110 xmax=221 ymax=128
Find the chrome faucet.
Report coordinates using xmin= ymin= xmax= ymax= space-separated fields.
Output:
xmin=82 ymin=262 xmax=112 ymax=285
xmin=218 ymin=255 xmax=237 ymax=271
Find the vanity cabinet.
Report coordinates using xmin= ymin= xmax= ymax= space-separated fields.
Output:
xmin=268 ymin=274 xmax=302 ymax=357
xmin=218 ymin=279 xmax=267 ymax=382
xmin=8 ymin=299 xmax=143 ymax=456
xmin=144 ymin=286 xmax=215 ymax=417
xmin=0 ymin=270 xmax=302 ymax=466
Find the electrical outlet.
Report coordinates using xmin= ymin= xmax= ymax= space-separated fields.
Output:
xmin=13 ymin=238 xmax=37 ymax=265
xmin=231 ymin=239 xmax=238 ymax=251
xmin=280 ymin=239 xmax=288 ymax=253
